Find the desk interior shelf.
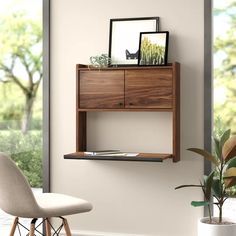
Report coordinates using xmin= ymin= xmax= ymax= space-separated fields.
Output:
xmin=64 ymin=152 xmax=172 ymax=162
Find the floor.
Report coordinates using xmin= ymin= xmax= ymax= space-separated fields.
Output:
xmin=1 ymin=190 xmax=236 ymax=235
xmin=0 ymin=210 xmax=33 ymax=235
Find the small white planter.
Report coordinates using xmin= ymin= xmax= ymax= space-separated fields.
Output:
xmin=198 ymin=217 xmax=236 ymax=236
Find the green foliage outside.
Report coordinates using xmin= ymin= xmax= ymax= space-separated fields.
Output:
xmin=0 ymin=130 xmax=42 ymax=188
xmin=140 ymin=36 xmax=165 ymax=65
xmin=0 ymin=11 xmax=42 ymax=134
xmin=214 ymin=2 xmax=236 ymax=134
xmin=0 ymin=82 xmax=42 ymax=130
xmin=0 ymin=8 xmax=43 ymax=188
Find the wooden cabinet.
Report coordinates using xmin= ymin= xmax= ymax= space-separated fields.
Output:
xmin=125 ymin=69 xmax=173 ymax=109
xmin=80 ymin=71 xmax=124 ymax=109
xmin=65 ymin=62 xmax=180 ymax=162
xmin=79 ymin=68 xmax=174 ymax=110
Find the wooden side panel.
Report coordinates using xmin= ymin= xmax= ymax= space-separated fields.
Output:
xmin=172 ymin=62 xmax=180 ymax=162
xmin=76 ymin=111 xmax=87 ymax=152
xmin=125 ymin=69 xmax=173 ymax=108
xmin=79 ymin=71 xmax=124 ymax=109
xmin=76 ymin=66 xmax=87 ymax=151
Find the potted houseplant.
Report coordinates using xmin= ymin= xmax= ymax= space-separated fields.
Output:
xmin=176 ymin=129 xmax=236 ymax=236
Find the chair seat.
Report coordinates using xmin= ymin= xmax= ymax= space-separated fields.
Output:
xmin=34 ymin=193 xmax=93 ymax=218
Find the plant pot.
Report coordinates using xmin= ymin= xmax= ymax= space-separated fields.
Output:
xmin=198 ymin=217 xmax=236 ymax=236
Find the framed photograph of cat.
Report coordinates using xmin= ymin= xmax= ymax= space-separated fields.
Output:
xmin=108 ymin=17 xmax=159 ymax=67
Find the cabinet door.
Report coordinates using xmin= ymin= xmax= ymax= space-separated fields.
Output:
xmin=125 ymin=69 xmax=173 ymax=109
xmin=79 ymin=71 xmax=124 ymax=109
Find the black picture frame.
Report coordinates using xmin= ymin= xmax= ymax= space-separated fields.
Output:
xmin=108 ymin=17 xmax=159 ymax=67
xmin=138 ymin=31 xmax=169 ymax=66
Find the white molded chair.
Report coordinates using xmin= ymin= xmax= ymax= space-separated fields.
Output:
xmin=0 ymin=152 xmax=93 ymax=236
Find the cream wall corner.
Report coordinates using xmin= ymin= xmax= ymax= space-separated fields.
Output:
xmin=51 ymin=0 xmax=204 ymax=236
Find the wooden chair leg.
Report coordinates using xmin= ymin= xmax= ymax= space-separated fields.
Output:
xmin=62 ymin=218 xmax=72 ymax=236
xmin=29 ymin=218 xmax=37 ymax=236
xmin=9 ymin=217 xmax=18 ymax=236
xmin=45 ymin=218 xmax=51 ymax=236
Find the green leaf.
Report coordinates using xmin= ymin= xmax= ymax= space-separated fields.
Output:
xmin=187 ymin=148 xmax=218 ymax=165
xmin=191 ymin=201 xmax=210 ymax=207
xmin=212 ymin=179 xmax=221 ymax=197
xmin=226 ymin=156 xmax=236 ymax=169
xmin=220 ymin=129 xmax=231 ymax=147
xmin=214 ymin=138 xmax=221 ymax=160
xmin=205 ymin=171 xmax=214 ymax=200
xmin=219 ymin=129 xmax=231 ymax=158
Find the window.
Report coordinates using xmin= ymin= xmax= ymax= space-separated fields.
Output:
xmin=213 ymin=0 xmax=236 ymax=219
xmin=0 ymin=0 xmax=49 ymax=233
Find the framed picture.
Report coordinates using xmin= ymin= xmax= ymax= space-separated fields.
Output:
xmin=108 ymin=17 xmax=159 ymax=66
xmin=138 ymin=31 xmax=169 ymax=66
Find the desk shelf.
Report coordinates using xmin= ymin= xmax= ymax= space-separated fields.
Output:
xmin=64 ymin=152 xmax=172 ymax=162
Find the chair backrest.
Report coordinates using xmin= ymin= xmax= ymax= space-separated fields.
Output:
xmin=0 ymin=152 xmax=40 ymax=217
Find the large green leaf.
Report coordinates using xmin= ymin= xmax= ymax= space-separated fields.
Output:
xmin=212 ymin=179 xmax=221 ymax=197
xmin=187 ymin=148 xmax=218 ymax=165
xmin=218 ymin=129 xmax=231 ymax=159
xmin=226 ymin=156 xmax=236 ymax=169
xmin=191 ymin=201 xmax=209 ymax=207
xmin=220 ymin=129 xmax=231 ymax=148
xmin=214 ymin=138 xmax=221 ymax=160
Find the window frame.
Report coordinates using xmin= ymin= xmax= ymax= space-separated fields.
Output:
xmin=43 ymin=0 xmax=50 ymax=193
xmin=204 ymin=0 xmax=212 ymax=216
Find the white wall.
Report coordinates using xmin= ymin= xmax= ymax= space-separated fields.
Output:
xmin=51 ymin=0 xmax=204 ymax=235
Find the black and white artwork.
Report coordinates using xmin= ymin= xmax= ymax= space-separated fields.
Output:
xmin=108 ymin=17 xmax=159 ymax=66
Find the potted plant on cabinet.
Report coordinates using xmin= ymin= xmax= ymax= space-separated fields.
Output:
xmin=175 ymin=129 xmax=236 ymax=236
